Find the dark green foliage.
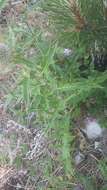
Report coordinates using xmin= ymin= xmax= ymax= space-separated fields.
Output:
xmin=42 ymin=0 xmax=107 ymax=50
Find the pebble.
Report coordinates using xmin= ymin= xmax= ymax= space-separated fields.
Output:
xmin=94 ymin=141 xmax=101 ymax=149
xmin=84 ymin=118 xmax=102 ymax=140
xmin=75 ymin=152 xmax=85 ymax=165
xmin=63 ymin=48 xmax=72 ymax=57
xmin=73 ymin=185 xmax=85 ymax=190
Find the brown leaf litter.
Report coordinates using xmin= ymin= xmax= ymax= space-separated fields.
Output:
xmin=0 ymin=166 xmax=28 ymax=190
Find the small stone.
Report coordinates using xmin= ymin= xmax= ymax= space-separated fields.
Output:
xmin=73 ymin=185 xmax=85 ymax=190
xmin=75 ymin=152 xmax=85 ymax=165
xmin=85 ymin=118 xmax=102 ymax=140
xmin=95 ymin=141 xmax=101 ymax=149
xmin=63 ymin=48 xmax=72 ymax=57
xmin=94 ymin=141 xmax=102 ymax=154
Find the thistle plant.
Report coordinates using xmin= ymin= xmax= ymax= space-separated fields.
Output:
xmin=3 ymin=1 xmax=107 ymax=189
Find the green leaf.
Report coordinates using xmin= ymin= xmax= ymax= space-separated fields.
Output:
xmin=0 ymin=0 xmax=8 ymax=9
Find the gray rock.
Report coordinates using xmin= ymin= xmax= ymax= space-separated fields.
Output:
xmin=73 ymin=185 xmax=85 ymax=190
xmin=63 ymin=48 xmax=73 ymax=57
xmin=84 ymin=118 xmax=102 ymax=140
xmin=75 ymin=152 xmax=85 ymax=165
